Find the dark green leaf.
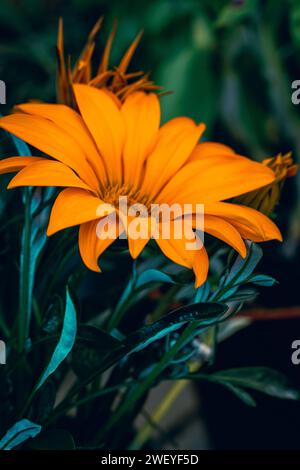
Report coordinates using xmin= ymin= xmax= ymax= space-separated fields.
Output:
xmin=72 ymin=325 xmax=123 ymax=379
xmin=219 ymin=382 xmax=257 ymax=407
xmin=76 ymin=325 xmax=122 ymax=351
xmin=188 ymin=367 xmax=300 ymax=400
xmin=135 ymin=269 xmax=177 ymax=289
xmin=210 ymin=367 xmax=300 ymax=400
xmin=34 ymin=288 xmax=77 ymax=392
xmin=124 ymin=302 xmax=228 ymax=353
xmin=226 ymin=242 xmax=263 ymax=286
xmin=0 ymin=419 xmax=41 ymax=450
xmin=246 ymin=274 xmax=278 ymax=287
xmin=34 ymin=380 xmax=56 ymax=422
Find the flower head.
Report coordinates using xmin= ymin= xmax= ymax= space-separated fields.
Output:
xmin=57 ymin=18 xmax=160 ymax=107
xmin=236 ymin=152 xmax=298 ymax=215
xmin=0 ymin=86 xmax=282 ymax=286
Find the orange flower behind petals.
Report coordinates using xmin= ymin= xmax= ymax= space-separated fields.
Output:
xmin=56 ymin=18 xmax=161 ymax=107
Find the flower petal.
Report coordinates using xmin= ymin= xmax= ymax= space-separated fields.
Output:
xmin=142 ymin=117 xmax=205 ymax=197
xmin=203 ymin=202 xmax=282 ymax=242
xmin=187 ymin=142 xmax=236 ymax=163
xmin=79 ymin=215 xmax=124 ymax=272
xmin=0 ymin=156 xmax=45 ymax=175
xmin=7 ymin=160 xmax=91 ymax=191
xmin=203 ymin=215 xmax=246 ymax=257
xmin=157 ymin=156 xmax=276 ymax=205
xmin=193 ymin=242 xmax=209 ymax=288
xmin=0 ymin=113 xmax=98 ymax=192
xmin=122 ymin=214 xmax=156 ymax=259
xmin=121 ymin=92 xmax=160 ymax=185
xmin=73 ymin=84 xmax=125 ymax=182
xmin=155 ymin=220 xmax=197 ymax=269
xmin=47 ymin=188 xmax=112 ymax=235
xmin=17 ymin=102 xmax=106 ymax=184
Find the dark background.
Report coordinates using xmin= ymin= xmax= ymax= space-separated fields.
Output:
xmin=0 ymin=0 xmax=300 ymax=448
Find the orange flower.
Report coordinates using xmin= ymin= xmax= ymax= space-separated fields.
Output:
xmin=57 ymin=18 xmax=160 ymax=107
xmin=236 ymin=152 xmax=298 ymax=215
xmin=0 ymin=86 xmax=281 ymax=286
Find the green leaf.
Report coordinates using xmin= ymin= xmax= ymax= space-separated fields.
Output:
xmin=34 ymin=288 xmax=77 ymax=392
xmin=212 ymin=367 xmax=300 ymax=400
xmin=194 ymin=281 xmax=210 ymax=302
xmin=225 ymin=288 xmax=258 ymax=302
xmin=220 ymin=382 xmax=257 ymax=407
xmin=214 ymin=242 xmax=263 ymax=301
xmin=72 ymin=325 xmax=123 ymax=379
xmin=226 ymin=242 xmax=263 ymax=287
xmin=206 ymin=367 xmax=300 ymax=401
xmin=76 ymin=302 xmax=228 ymax=382
xmin=245 ymin=274 xmax=278 ymax=287
xmin=108 ymin=266 xmax=179 ymax=331
xmin=77 ymin=325 xmax=122 ymax=351
xmin=124 ymin=302 xmax=228 ymax=353
xmin=135 ymin=269 xmax=177 ymax=290
xmin=34 ymin=380 xmax=56 ymax=422
xmin=0 ymin=419 xmax=41 ymax=450
xmin=10 ymin=135 xmax=31 ymax=157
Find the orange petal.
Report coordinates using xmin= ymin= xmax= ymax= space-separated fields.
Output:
xmin=157 ymin=155 xmax=276 ymax=205
xmin=0 ymin=113 xmax=98 ymax=192
xmin=155 ymin=220 xmax=196 ymax=269
xmin=202 ymin=215 xmax=247 ymax=257
xmin=193 ymin=242 xmax=209 ymax=288
xmin=156 ymin=222 xmax=208 ymax=287
xmin=17 ymin=102 xmax=106 ymax=185
xmin=112 ymin=30 xmax=143 ymax=85
xmin=204 ymin=202 xmax=282 ymax=242
xmin=122 ymin=214 xmax=156 ymax=259
xmin=73 ymin=84 xmax=125 ymax=182
xmin=0 ymin=156 xmax=45 ymax=175
xmin=121 ymin=92 xmax=160 ymax=185
xmin=7 ymin=160 xmax=91 ymax=191
xmin=79 ymin=216 xmax=124 ymax=272
xmin=47 ymin=188 xmax=112 ymax=235
xmin=142 ymin=117 xmax=205 ymax=197
xmin=188 ymin=142 xmax=236 ymax=163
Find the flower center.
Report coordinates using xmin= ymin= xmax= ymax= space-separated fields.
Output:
xmin=99 ymin=183 xmax=152 ymax=210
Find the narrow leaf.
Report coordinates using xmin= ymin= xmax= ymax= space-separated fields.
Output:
xmin=212 ymin=367 xmax=300 ymax=400
xmin=0 ymin=419 xmax=41 ymax=450
xmin=125 ymin=302 xmax=228 ymax=353
xmin=220 ymin=382 xmax=257 ymax=406
xmin=34 ymin=288 xmax=77 ymax=391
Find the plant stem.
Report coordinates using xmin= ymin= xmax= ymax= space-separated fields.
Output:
xmin=95 ymin=321 xmax=199 ymax=443
xmin=128 ymin=379 xmax=188 ymax=450
xmin=18 ymin=189 xmax=32 ymax=353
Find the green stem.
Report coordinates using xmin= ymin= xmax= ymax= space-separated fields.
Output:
xmin=18 ymin=189 xmax=32 ymax=353
xmin=129 ymin=379 xmax=188 ymax=450
xmin=95 ymin=321 xmax=199 ymax=443
xmin=47 ymin=381 xmax=135 ymax=424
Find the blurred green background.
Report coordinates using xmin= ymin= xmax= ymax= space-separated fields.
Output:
xmin=1 ymin=0 xmax=299 ymax=233
xmin=1 ymin=0 xmax=300 ymax=449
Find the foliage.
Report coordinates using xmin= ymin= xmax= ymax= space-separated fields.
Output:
xmin=0 ymin=0 xmax=299 ymax=450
